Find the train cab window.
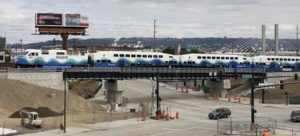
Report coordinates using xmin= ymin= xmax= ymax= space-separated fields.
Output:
xmin=131 ymin=54 xmax=136 ymax=58
xmin=120 ymin=54 xmax=124 ymax=57
xmin=126 ymin=54 xmax=130 ymax=57
xmin=57 ymin=52 xmax=65 ymax=55
xmin=226 ymin=57 xmax=229 ymax=60
xmin=235 ymin=57 xmax=238 ymax=60
xmin=169 ymin=56 xmax=173 ymax=58
xmin=288 ymin=58 xmax=291 ymax=61
xmin=230 ymin=57 xmax=233 ymax=60
xmin=267 ymin=58 xmax=270 ymax=61
xmin=216 ymin=57 xmax=220 ymax=59
xmin=159 ymin=55 xmax=163 ymax=58
xmin=148 ymin=55 xmax=152 ymax=58
xmin=203 ymin=56 xmax=206 ymax=59
xmin=207 ymin=56 xmax=211 ymax=59
xmin=142 ymin=55 xmax=147 ymax=58
xmin=153 ymin=55 xmax=158 ymax=58
xmin=137 ymin=55 xmax=141 ymax=58
xmin=212 ymin=57 xmax=215 ymax=59
xmin=114 ymin=54 xmax=118 ymax=57
xmin=221 ymin=57 xmax=225 ymax=60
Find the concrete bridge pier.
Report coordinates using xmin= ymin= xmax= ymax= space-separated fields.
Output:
xmin=104 ymin=79 xmax=123 ymax=111
xmin=206 ymin=79 xmax=230 ymax=98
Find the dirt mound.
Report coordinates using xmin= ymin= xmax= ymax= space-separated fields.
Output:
xmin=9 ymin=107 xmax=63 ymax=118
xmin=0 ymin=79 xmax=103 ymax=119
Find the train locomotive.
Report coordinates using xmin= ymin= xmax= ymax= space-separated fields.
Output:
xmin=14 ymin=49 xmax=300 ymax=72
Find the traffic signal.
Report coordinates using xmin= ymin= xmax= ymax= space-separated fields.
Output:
xmin=280 ymin=80 xmax=284 ymax=89
xmin=295 ymin=74 xmax=298 ymax=80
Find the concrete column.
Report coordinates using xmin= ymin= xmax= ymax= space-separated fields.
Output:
xmin=206 ymin=80 xmax=228 ymax=97
xmin=105 ymin=79 xmax=123 ymax=111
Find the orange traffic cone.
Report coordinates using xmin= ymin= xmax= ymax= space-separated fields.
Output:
xmin=166 ymin=112 xmax=170 ymax=121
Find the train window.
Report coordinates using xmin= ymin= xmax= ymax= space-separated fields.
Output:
xmin=284 ymin=58 xmax=287 ymax=61
xmin=120 ymin=54 xmax=124 ymax=57
xmin=148 ymin=55 xmax=152 ymax=58
xmin=114 ymin=54 xmax=118 ymax=57
xmin=159 ymin=55 xmax=163 ymax=58
xmin=29 ymin=53 xmax=35 ymax=56
xmin=131 ymin=54 xmax=136 ymax=57
xmin=107 ymin=60 xmax=111 ymax=63
xmin=292 ymin=59 xmax=295 ymax=61
xmin=57 ymin=52 xmax=65 ymax=55
xmin=153 ymin=55 xmax=158 ymax=58
xmin=165 ymin=61 xmax=169 ymax=64
xmin=80 ymin=52 xmax=85 ymax=56
xmin=276 ymin=58 xmax=279 ymax=61
xmin=212 ymin=57 xmax=215 ymax=59
xmin=35 ymin=53 xmax=38 ymax=56
xmin=280 ymin=58 xmax=283 ymax=61
xmin=271 ymin=58 xmax=275 ymax=61
xmin=102 ymin=60 xmax=107 ymax=63
xmin=288 ymin=58 xmax=291 ymax=61
xmin=96 ymin=60 xmax=100 ymax=63
xmin=137 ymin=55 xmax=141 ymax=58
xmin=235 ymin=57 xmax=238 ymax=60
xmin=203 ymin=56 xmax=206 ymax=59
xmin=0 ymin=56 xmax=3 ymax=60
xmin=267 ymin=58 xmax=270 ymax=60
xmin=126 ymin=54 xmax=130 ymax=57
xmin=296 ymin=59 xmax=299 ymax=61
xmin=226 ymin=57 xmax=229 ymax=60
xmin=42 ymin=51 xmax=49 ymax=55
xmin=183 ymin=61 xmax=187 ymax=64
xmin=207 ymin=56 xmax=211 ymax=59
xmin=243 ymin=58 xmax=246 ymax=60
xmin=221 ymin=57 xmax=225 ymax=60
xmin=197 ymin=56 xmax=201 ymax=59
xmin=169 ymin=56 xmax=173 ymax=58
xmin=216 ymin=57 xmax=220 ymax=59
xmin=230 ymin=57 xmax=233 ymax=60
xmin=142 ymin=55 xmax=147 ymax=58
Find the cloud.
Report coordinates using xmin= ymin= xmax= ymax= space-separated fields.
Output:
xmin=1 ymin=0 xmax=300 ymax=44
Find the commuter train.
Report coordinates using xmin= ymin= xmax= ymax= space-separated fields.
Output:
xmin=14 ymin=49 xmax=300 ymax=72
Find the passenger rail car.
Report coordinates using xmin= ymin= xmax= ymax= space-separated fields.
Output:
xmin=14 ymin=49 xmax=300 ymax=72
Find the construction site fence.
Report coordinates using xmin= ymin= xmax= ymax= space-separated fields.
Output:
xmin=217 ymin=117 xmax=276 ymax=136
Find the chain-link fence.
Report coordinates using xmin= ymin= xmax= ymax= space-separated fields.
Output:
xmin=217 ymin=117 xmax=276 ymax=136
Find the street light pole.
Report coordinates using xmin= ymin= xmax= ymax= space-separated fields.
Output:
xmin=251 ymin=78 xmax=255 ymax=125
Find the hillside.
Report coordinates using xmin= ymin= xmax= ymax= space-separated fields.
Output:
xmin=0 ymin=79 xmax=102 ymax=119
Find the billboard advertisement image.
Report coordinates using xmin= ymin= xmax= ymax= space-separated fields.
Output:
xmin=36 ymin=13 xmax=63 ymax=26
xmin=66 ymin=14 xmax=81 ymax=26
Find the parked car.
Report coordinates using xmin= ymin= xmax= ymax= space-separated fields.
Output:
xmin=290 ymin=110 xmax=300 ymax=122
xmin=208 ymin=108 xmax=231 ymax=119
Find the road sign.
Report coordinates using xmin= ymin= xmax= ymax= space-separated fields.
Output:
xmin=258 ymin=82 xmax=279 ymax=89
xmin=242 ymin=74 xmax=252 ymax=79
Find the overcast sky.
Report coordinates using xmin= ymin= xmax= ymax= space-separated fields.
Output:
xmin=1 ymin=0 xmax=300 ymax=44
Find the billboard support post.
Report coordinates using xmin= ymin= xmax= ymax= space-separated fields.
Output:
xmin=61 ymin=34 xmax=69 ymax=50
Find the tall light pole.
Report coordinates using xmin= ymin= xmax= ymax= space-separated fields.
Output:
xmin=297 ymin=25 xmax=299 ymax=56
xmin=20 ymin=39 xmax=23 ymax=53
xmin=154 ymin=19 xmax=157 ymax=39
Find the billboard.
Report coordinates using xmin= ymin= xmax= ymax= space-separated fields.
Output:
xmin=36 ymin=13 xmax=89 ymax=28
xmin=36 ymin=13 xmax=63 ymax=26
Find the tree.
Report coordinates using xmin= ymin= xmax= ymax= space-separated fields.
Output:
xmin=190 ymin=48 xmax=199 ymax=53
xmin=163 ymin=46 xmax=175 ymax=54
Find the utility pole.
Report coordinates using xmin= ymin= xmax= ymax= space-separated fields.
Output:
xmin=297 ymin=25 xmax=299 ymax=56
xmin=154 ymin=19 xmax=157 ymax=39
